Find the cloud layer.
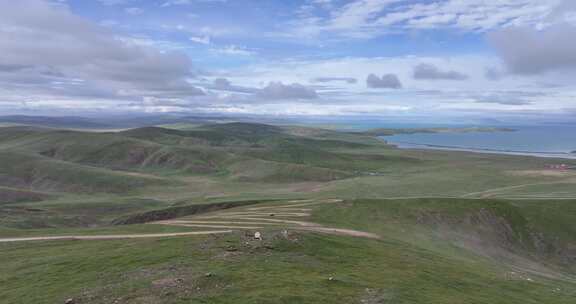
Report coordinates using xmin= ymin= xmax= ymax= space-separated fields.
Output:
xmin=0 ymin=0 xmax=575 ymax=118
xmin=366 ymin=74 xmax=403 ymax=89
xmin=312 ymin=77 xmax=358 ymax=84
xmin=489 ymin=24 xmax=576 ymax=75
xmin=257 ymin=82 xmax=319 ymax=100
xmin=0 ymin=0 xmax=203 ymax=104
xmin=413 ymin=64 xmax=468 ymax=80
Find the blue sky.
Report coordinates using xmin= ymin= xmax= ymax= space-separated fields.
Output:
xmin=1 ymin=0 xmax=576 ymax=123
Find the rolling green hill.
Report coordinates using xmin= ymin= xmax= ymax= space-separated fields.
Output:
xmin=0 ymin=150 xmax=167 ymax=194
xmin=1 ymin=121 xmax=576 ymax=303
xmin=0 ymin=123 xmax=393 ymax=191
xmin=1 ymin=121 xmax=576 ymax=229
xmin=0 ymin=123 xmax=386 ymax=205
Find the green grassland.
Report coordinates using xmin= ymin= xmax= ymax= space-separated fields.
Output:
xmin=1 ymin=198 xmax=575 ymax=303
xmin=1 ymin=122 xmax=575 ymax=232
xmin=1 ymin=122 xmax=576 ymax=303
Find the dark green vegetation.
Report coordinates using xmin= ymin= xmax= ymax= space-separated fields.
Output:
xmin=1 ymin=121 xmax=576 ymax=303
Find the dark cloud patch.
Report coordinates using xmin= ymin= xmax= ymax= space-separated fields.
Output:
xmin=413 ymin=63 xmax=468 ymax=80
xmin=366 ymin=74 xmax=402 ymax=89
xmin=312 ymin=77 xmax=357 ymax=84
xmin=0 ymin=0 xmax=204 ymax=102
xmin=257 ymin=82 xmax=318 ymax=100
xmin=213 ymin=78 xmax=232 ymax=89
xmin=488 ymin=24 xmax=576 ymax=75
xmin=209 ymin=78 xmax=257 ymax=94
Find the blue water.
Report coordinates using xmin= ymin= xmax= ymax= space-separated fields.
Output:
xmin=383 ymin=125 xmax=576 ymax=159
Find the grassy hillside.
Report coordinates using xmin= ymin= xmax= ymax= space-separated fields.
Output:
xmin=0 ymin=187 xmax=50 ymax=204
xmin=0 ymin=127 xmax=229 ymax=174
xmin=312 ymin=198 xmax=576 ymax=275
xmin=1 ymin=121 xmax=576 ymax=303
xmin=0 ymin=122 xmax=386 ymax=228
xmin=2 ymin=121 xmax=576 ymax=230
xmin=0 ymin=123 xmax=381 ymax=181
xmin=0 ymin=150 xmax=165 ymax=194
xmin=226 ymin=158 xmax=351 ymax=182
xmin=1 ymin=198 xmax=575 ymax=303
xmin=0 ymin=197 xmax=169 ymax=229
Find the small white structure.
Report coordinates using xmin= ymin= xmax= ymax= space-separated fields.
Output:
xmin=254 ymin=231 xmax=262 ymax=240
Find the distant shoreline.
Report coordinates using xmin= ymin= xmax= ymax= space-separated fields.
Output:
xmin=360 ymin=126 xmax=515 ymax=137
xmin=390 ymin=141 xmax=576 ymax=160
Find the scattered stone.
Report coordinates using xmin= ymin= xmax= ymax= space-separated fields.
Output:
xmin=205 ymin=272 xmax=213 ymax=277
xmin=254 ymin=231 xmax=262 ymax=240
xmin=328 ymin=277 xmax=335 ymax=281
xmin=64 ymin=298 xmax=75 ymax=304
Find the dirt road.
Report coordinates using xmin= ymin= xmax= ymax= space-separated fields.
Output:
xmin=0 ymin=230 xmax=233 ymax=243
xmin=0 ymin=199 xmax=380 ymax=243
xmin=154 ymin=199 xmax=381 ymax=239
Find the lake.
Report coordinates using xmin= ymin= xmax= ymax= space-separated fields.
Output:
xmin=383 ymin=125 xmax=576 ymax=159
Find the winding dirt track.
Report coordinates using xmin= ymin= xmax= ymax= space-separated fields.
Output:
xmin=154 ymin=199 xmax=381 ymax=239
xmin=0 ymin=199 xmax=380 ymax=243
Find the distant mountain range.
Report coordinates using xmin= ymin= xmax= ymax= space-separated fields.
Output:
xmin=0 ymin=115 xmax=248 ymax=130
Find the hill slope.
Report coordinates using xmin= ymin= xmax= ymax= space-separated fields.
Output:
xmin=1 ymin=198 xmax=575 ymax=303
xmin=0 ymin=123 xmax=391 ymax=202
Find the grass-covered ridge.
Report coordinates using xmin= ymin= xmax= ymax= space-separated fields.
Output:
xmin=1 ymin=198 xmax=575 ymax=304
